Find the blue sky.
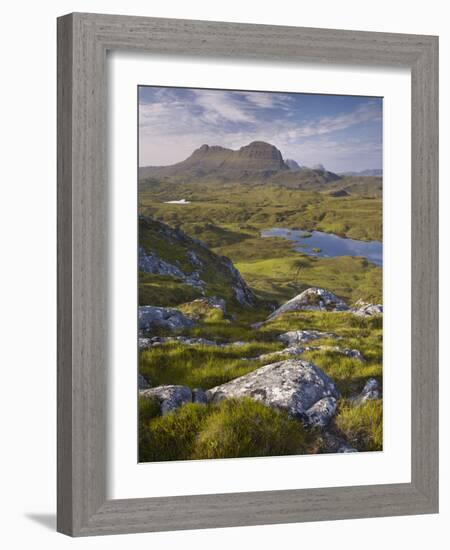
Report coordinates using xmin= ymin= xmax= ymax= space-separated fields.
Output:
xmin=139 ymin=86 xmax=382 ymax=173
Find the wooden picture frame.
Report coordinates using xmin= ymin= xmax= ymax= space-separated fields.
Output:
xmin=57 ymin=12 xmax=439 ymax=536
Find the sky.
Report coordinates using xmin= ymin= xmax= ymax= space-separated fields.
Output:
xmin=138 ymin=86 xmax=382 ymax=173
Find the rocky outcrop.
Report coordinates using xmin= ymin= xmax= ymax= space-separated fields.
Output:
xmin=139 ymin=306 xmax=195 ymax=335
xmin=192 ymin=388 xmax=208 ymax=405
xmin=139 ymin=246 xmax=205 ymax=291
xmin=206 ymin=359 xmax=340 ymax=428
xmin=285 ymin=158 xmax=302 ymax=171
xmin=266 ymin=287 xmax=348 ymax=321
xmin=350 ymin=299 xmax=383 ymax=317
xmin=221 ymin=257 xmax=256 ymax=306
xmin=352 ymin=378 xmax=381 ymax=404
xmin=138 ymin=373 xmax=150 ymax=390
xmin=139 ymin=217 xmax=256 ymax=308
xmin=140 ymin=385 xmax=193 ymax=415
xmin=279 ymin=329 xmax=339 ymax=346
xmin=140 ymin=384 xmax=209 ymax=414
xmin=181 ymin=296 xmax=228 ymax=320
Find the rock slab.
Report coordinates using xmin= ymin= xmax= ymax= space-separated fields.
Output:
xmin=267 ymin=287 xmax=349 ymax=321
xmin=206 ymin=359 xmax=340 ymax=428
xmin=139 ymin=306 xmax=195 ymax=335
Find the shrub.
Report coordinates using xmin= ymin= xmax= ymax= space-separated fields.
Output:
xmin=334 ymin=399 xmax=383 ymax=451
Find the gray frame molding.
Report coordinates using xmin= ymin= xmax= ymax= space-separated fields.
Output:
xmin=57 ymin=12 xmax=438 ymax=537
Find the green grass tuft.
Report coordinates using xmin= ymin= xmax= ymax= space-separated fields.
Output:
xmin=139 ymin=398 xmax=310 ymax=462
xmin=334 ymin=399 xmax=383 ymax=451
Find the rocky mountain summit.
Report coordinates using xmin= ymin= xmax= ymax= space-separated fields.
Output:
xmin=139 ymin=141 xmax=290 ymax=182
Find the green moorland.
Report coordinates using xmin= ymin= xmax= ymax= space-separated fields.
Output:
xmin=138 ymin=181 xmax=383 ymax=460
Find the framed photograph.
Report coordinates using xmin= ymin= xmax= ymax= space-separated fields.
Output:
xmin=57 ymin=13 xmax=438 ymax=536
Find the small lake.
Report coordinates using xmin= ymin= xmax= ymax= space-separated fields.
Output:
xmin=261 ymin=228 xmax=383 ymax=267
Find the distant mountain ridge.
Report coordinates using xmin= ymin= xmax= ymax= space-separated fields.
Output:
xmin=139 ymin=141 xmax=382 ymax=196
xmin=140 ymin=141 xmax=290 ymax=182
xmin=339 ymin=169 xmax=383 ymax=177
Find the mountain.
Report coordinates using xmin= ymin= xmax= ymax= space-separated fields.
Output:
xmin=285 ymin=158 xmax=302 ymax=171
xmin=339 ymin=169 xmax=383 ymax=177
xmin=139 ymin=141 xmax=381 ymax=197
xmin=139 ymin=141 xmax=289 ymax=183
xmin=326 ymin=176 xmax=382 ymax=198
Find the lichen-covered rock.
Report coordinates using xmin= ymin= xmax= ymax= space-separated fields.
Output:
xmin=221 ymin=257 xmax=256 ymax=306
xmin=140 ymin=385 xmax=193 ymax=415
xmin=138 ymin=306 xmax=195 ymax=335
xmin=180 ymin=296 xmax=228 ymax=321
xmin=206 ymin=359 xmax=340 ymax=427
xmin=138 ymin=373 xmax=150 ymax=390
xmin=138 ymin=246 xmax=205 ymax=292
xmin=350 ymin=299 xmax=383 ymax=317
xmin=353 ymin=378 xmax=381 ymax=404
xmin=192 ymin=388 xmax=208 ymax=405
xmin=303 ymin=397 xmax=337 ymax=428
xmin=267 ymin=287 xmax=348 ymax=321
xmin=279 ymin=329 xmax=339 ymax=346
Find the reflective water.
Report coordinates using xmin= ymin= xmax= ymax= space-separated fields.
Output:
xmin=261 ymin=228 xmax=383 ymax=267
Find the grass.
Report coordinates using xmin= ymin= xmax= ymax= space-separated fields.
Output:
xmin=139 ymin=340 xmax=282 ymax=390
xmin=262 ymin=310 xmax=382 ymax=396
xmin=139 ymin=182 xmax=382 ymax=241
xmin=334 ymin=399 xmax=383 ymax=451
xmin=235 ymin=250 xmax=382 ymax=305
xmin=139 ymin=397 xmax=311 ymax=462
xmin=139 ymin=272 xmax=202 ymax=307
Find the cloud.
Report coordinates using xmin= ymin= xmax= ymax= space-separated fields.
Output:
xmin=193 ymin=90 xmax=255 ymax=124
xmin=138 ymin=87 xmax=382 ymax=171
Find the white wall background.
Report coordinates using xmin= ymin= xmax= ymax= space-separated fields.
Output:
xmin=0 ymin=1 xmax=447 ymax=548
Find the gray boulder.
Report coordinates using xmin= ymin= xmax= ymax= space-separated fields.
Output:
xmin=267 ymin=287 xmax=348 ymax=321
xmin=192 ymin=388 xmax=208 ymax=405
xmin=139 ymin=306 xmax=195 ymax=335
xmin=350 ymin=299 xmax=383 ymax=317
xmin=279 ymin=329 xmax=339 ymax=346
xmin=140 ymin=385 xmax=193 ymax=415
xmin=206 ymin=359 xmax=340 ymax=428
xmin=353 ymin=378 xmax=381 ymax=404
xmin=138 ymin=373 xmax=150 ymax=389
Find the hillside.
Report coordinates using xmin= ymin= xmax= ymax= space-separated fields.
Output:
xmin=139 ymin=215 xmax=256 ymax=311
